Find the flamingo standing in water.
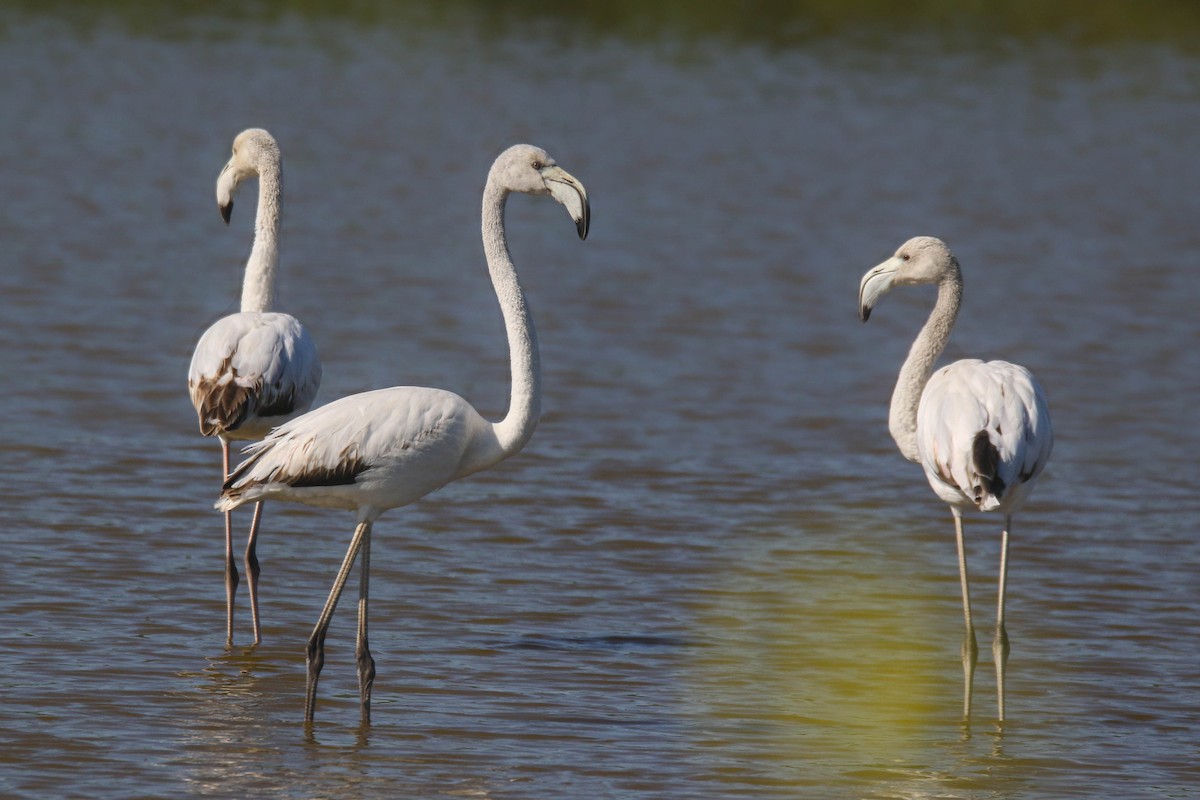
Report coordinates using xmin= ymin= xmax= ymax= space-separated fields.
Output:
xmin=189 ymin=128 xmax=322 ymax=647
xmin=218 ymin=144 xmax=589 ymax=725
xmin=858 ymin=236 xmax=1053 ymax=721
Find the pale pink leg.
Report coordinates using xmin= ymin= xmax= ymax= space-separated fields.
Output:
xmin=994 ymin=517 xmax=1012 ymax=722
xmin=954 ymin=509 xmax=978 ymax=720
xmin=306 ymin=520 xmax=372 ymax=725
xmin=221 ymin=438 xmax=239 ymax=648
xmin=356 ymin=526 xmax=376 ymax=725
xmin=245 ymin=502 xmax=264 ymax=645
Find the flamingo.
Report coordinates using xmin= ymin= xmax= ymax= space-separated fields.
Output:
xmin=858 ymin=236 xmax=1053 ymax=721
xmin=217 ymin=144 xmax=589 ymax=725
xmin=188 ymin=128 xmax=322 ymax=647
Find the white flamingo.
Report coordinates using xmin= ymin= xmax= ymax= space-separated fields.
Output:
xmin=858 ymin=236 xmax=1053 ymax=721
xmin=217 ymin=144 xmax=589 ymax=725
xmin=188 ymin=128 xmax=322 ymax=647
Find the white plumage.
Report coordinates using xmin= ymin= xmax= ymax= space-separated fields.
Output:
xmin=218 ymin=144 xmax=589 ymax=725
xmin=918 ymin=359 xmax=1052 ymax=514
xmin=188 ymin=128 xmax=322 ymax=647
xmin=189 ymin=313 xmax=320 ymax=439
xmin=859 ymin=235 xmax=1053 ymax=722
xmin=228 ymin=386 xmax=496 ymax=514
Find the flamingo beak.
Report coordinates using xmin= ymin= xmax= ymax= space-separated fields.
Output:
xmin=216 ymin=160 xmax=236 ymax=224
xmin=543 ymin=166 xmax=590 ymax=241
xmin=858 ymin=258 xmax=899 ymax=322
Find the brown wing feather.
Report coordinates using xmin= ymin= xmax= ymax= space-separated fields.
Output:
xmin=191 ymin=355 xmax=253 ymax=436
xmin=222 ymin=439 xmax=368 ymax=499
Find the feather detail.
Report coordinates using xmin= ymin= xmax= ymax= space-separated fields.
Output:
xmin=191 ymin=356 xmax=255 ymax=436
xmin=216 ymin=386 xmax=499 ymax=514
xmin=188 ymin=311 xmax=321 ymax=440
xmin=971 ymin=429 xmax=1005 ymax=507
xmin=917 ymin=359 xmax=1052 ymax=514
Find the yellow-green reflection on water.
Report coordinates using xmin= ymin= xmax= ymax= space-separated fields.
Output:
xmin=689 ymin=545 xmax=946 ymax=733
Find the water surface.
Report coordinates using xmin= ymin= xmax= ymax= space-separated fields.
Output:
xmin=0 ymin=4 xmax=1197 ymax=798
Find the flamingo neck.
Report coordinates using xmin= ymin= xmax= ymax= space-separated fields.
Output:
xmin=482 ymin=180 xmax=541 ymax=460
xmin=240 ymin=160 xmax=282 ymax=313
xmin=889 ymin=266 xmax=962 ymax=462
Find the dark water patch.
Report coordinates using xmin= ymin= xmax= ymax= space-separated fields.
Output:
xmin=508 ymin=633 xmax=691 ymax=652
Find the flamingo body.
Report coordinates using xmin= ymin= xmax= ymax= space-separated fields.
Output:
xmin=917 ymin=359 xmax=1052 ymax=514
xmin=223 ymin=385 xmax=498 ymax=516
xmin=189 ymin=311 xmax=321 ymax=441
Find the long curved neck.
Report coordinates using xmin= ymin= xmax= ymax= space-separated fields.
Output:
xmin=482 ymin=180 xmax=541 ymax=459
xmin=240 ymin=161 xmax=282 ymax=313
xmin=889 ymin=267 xmax=962 ymax=462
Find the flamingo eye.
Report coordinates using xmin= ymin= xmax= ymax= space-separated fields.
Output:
xmin=901 ymin=254 xmax=910 ymax=261
xmin=531 ymin=160 xmax=543 ymax=170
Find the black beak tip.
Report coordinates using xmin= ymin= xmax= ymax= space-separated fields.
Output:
xmin=576 ymin=216 xmax=589 ymax=241
xmin=859 ymin=306 xmax=871 ymax=323
xmin=219 ymin=202 xmax=233 ymax=225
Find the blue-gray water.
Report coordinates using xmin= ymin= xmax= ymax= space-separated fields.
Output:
xmin=0 ymin=5 xmax=1197 ymax=798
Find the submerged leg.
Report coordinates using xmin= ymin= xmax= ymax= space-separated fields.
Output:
xmin=221 ymin=439 xmax=239 ymax=648
xmin=245 ymin=502 xmax=265 ymax=646
xmin=994 ymin=516 xmax=1012 ymax=722
xmin=954 ymin=509 xmax=978 ymax=719
xmin=356 ymin=525 xmax=377 ymax=725
xmin=305 ymin=520 xmax=372 ymax=725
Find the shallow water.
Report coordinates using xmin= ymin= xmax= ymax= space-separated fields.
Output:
xmin=0 ymin=4 xmax=1198 ymax=798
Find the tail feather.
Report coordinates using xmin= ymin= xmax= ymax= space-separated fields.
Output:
xmin=194 ymin=376 xmax=253 ymax=437
xmin=216 ymin=441 xmax=270 ymax=511
xmin=216 ymin=478 xmax=259 ymax=512
xmin=971 ymin=430 xmax=1006 ymax=509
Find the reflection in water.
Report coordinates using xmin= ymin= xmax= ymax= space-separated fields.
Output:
xmin=179 ymin=647 xmax=410 ymax=793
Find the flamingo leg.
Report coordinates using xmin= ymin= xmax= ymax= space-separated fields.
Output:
xmin=305 ymin=520 xmax=372 ymax=724
xmin=356 ymin=525 xmax=376 ymax=725
xmin=245 ymin=502 xmax=265 ymax=646
xmin=994 ymin=516 xmax=1012 ymax=722
xmin=221 ymin=438 xmax=239 ymax=648
xmin=954 ymin=509 xmax=978 ymax=720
